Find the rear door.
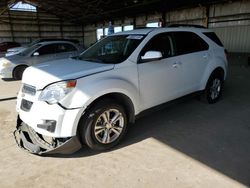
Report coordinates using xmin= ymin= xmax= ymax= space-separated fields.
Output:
xmin=172 ymin=31 xmax=209 ymax=93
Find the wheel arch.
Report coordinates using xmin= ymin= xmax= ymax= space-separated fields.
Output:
xmin=200 ymin=65 xmax=226 ymax=91
xmin=210 ymin=67 xmax=225 ymax=80
xmin=204 ymin=66 xmax=225 ymax=88
xmin=74 ymin=92 xmax=135 ymax=142
xmin=84 ymin=92 xmax=136 ymax=124
xmin=12 ymin=64 xmax=28 ymax=78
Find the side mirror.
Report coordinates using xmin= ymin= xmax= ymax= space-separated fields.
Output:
xmin=141 ymin=51 xmax=163 ymax=62
xmin=33 ymin=52 xmax=39 ymax=56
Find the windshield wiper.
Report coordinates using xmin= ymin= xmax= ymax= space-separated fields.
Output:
xmin=71 ymin=56 xmax=80 ymax=60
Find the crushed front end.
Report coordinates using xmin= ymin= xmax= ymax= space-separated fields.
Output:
xmin=14 ymin=82 xmax=83 ymax=155
xmin=14 ymin=116 xmax=82 ymax=155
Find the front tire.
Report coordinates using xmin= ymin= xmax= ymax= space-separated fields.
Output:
xmin=204 ymin=73 xmax=223 ymax=104
xmin=78 ymin=99 xmax=128 ymax=151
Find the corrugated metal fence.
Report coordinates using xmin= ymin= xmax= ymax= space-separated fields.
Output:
xmin=213 ymin=26 xmax=250 ymax=53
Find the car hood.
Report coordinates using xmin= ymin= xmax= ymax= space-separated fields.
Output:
xmin=22 ymin=58 xmax=115 ymax=89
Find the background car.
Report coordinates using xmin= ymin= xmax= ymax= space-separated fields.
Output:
xmin=0 ymin=42 xmax=21 ymax=57
xmin=0 ymin=41 xmax=82 ymax=80
xmin=0 ymin=42 xmax=21 ymax=52
xmin=5 ymin=38 xmax=81 ymax=57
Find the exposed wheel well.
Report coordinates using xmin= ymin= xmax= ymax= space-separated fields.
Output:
xmin=12 ymin=64 xmax=28 ymax=78
xmin=85 ymin=93 xmax=135 ymax=124
xmin=211 ymin=67 xmax=225 ymax=80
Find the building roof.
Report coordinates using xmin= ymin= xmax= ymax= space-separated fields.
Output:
xmin=1 ymin=0 xmax=230 ymax=24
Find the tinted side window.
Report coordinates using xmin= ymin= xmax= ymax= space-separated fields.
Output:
xmin=36 ymin=44 xmax=56 ymax=55
xmin=141 ymin=33 xmax=173 ymax=59
xmin=203 ymin=32 xmax=223 ymax=47
xmin=56 ymin=43 xmax=77 ymax=53
xmin=173 ymin=32 xmax=209 ymax=55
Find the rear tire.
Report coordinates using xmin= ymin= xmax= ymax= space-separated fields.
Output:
xmin=78 ymin=99 xmax=128 ymax=151
xmin=13 ymin=65 xmax=27 ymax=80
xmin=203 ymin=73 xmax=224 ymax=104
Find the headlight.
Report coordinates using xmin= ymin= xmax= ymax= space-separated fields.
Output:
xmin=39 ymin=80 xmax=77 ymax=104
xmin=0 ymin=58 xmax=11 ymax=68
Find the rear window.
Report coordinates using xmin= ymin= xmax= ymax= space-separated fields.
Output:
xmin=203 ymin=32 xmax=223 ymax=47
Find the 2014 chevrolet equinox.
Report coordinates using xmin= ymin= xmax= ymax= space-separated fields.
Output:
xmin=14 ymin=26 xmax=228 ymax=155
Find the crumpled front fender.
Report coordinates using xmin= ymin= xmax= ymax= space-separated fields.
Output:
xmin=14 ymin=116 xmax=82 ymax=155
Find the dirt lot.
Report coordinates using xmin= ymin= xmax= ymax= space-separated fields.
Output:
xmin=0 ymin=57 xmax=250 ymax=188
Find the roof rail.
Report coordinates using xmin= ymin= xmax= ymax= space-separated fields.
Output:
xmin=134 ymin=26 xmax=157 ymax=29
xmin=167 ymin=24 xmax=207 ymax=29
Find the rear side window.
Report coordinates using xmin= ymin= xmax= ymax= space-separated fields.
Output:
xmin=173 ymin=32 xmax=209 ymax=56
xmin=203 ymin=32 xmax=224 ymax=47
xmin=55 ymin=43 xmax=77 ymax=53
xmin=36 ymin=44 xmax=56 ymax=55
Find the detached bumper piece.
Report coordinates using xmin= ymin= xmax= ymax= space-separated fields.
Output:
xmin=14 ymin=117 xmax=82 ymax=155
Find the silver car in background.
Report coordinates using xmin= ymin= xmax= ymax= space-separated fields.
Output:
xmin=5 ymin=38 xmax=81 ymax=57
xmin=5 ymin=46 xmax=27 ymax=57
xmin=0 ymin=41 xmax=82 ymax=80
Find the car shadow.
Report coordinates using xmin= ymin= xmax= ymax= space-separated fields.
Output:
xmin=46 ymin=65 xmax=250 ymax=186
xmin=0 ymin=97 xmax=17 ymax=102
xmin=1 ymin=78 xmax=16 ymax=82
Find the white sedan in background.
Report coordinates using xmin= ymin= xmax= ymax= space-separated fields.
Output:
xmin=5 ymin=38 xmax=80 ymax=57
xmin=0 ymin=41 xmax=82 ymax=80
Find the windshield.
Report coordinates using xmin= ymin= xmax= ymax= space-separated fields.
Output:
xmin=19 ymin=44 xmax=42 ymax=56
xmin=79 ymin=35 xmax=145 ymax=64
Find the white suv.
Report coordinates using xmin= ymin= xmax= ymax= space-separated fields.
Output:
xmin=14 ymin=26 xmax=228 ymax=155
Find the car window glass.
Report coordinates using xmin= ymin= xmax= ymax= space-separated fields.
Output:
xmin=56 ymin=43 xmax=77 ymax=53
xmin=173 ymin=32 xmax=208 ymax=55
xmin=36 ymin=44 xmax=56 ymax=55
xmin=141 ymin=33 xmax=173 ymax=59
xmin=98 ymin=40 xmax=123 ymax=56
xmin=20 ymin=44 xmax=42 ymax=56
xmin=79 ymin=35 xmax=144 ymax=64
xmin=203 ymin=32 xmax=223 ymax=47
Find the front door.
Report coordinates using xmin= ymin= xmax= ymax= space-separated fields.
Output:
xmin=138 ymin=33 xmax=185 ymax=110
xmin=31 ymin=44 xmax=57 ymax=65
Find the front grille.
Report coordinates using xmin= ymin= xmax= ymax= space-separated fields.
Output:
xmin=22 ymin=84 xmax=36 ymax=96
xmin=21 ymin=99 xmax=33 ymax=112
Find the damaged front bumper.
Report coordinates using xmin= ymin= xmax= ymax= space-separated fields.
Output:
xmin=14 ymin=117 xmax=82 ymax=155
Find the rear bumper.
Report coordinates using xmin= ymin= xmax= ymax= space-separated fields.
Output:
xmin=14 ymin=116 xmax=82 ymax=155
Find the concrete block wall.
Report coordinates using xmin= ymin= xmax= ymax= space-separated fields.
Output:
xmin=0 ymin=9 xmax=84 ymax=45
xmin=209 ymin=1 xmax=250 ymax=52
xmin=0 ymin=0 xmax=249 ymax=52
xmin=165 ymin=7 xmax=207 ymax=26
xmin=83 ymin=0 xmax=250 ymax=52
xmin=84 ymin=24 xmax=97 ymax=47
xmin=83 ymin=7 xmax=209 ymax=47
